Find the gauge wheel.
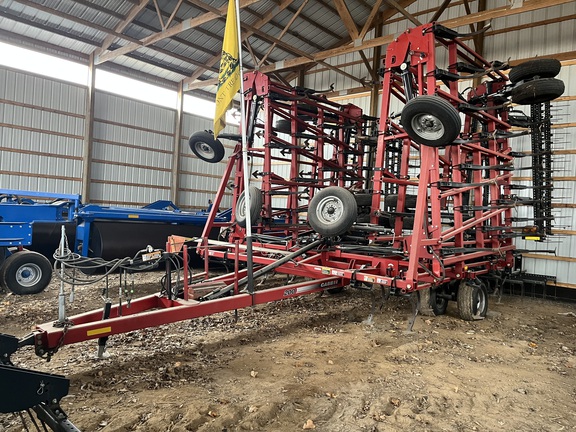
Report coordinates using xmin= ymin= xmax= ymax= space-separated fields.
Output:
xmin=418 ymin=286 xmax=448 ymax=316
xmin=511 ymin=78 xmax=565 ymax=105
xmin=0 ymin=251 xmax=52 ymax=295
xmin=430 ymin=286 xmax=449 ymax=316
xmin=509 ymin=59 xmax=561 ymax=84
xmin=401 ymin=95 xmax=461 ymax=147
xmin=457 ymin=280 xmax=488 ymax=321
xmin=235 ymin=186 xmax=263 ymax=228
xmin=308 ymin=187 xmax=357 ymax=236
xmin=188 ymin=131 xmax=225 ymax=163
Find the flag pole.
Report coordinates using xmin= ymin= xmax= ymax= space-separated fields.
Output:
xmin=234 ymin=0 xmax=254 ymax=294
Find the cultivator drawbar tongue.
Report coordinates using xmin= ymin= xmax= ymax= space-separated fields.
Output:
xmin=0 ymin=23 xmax=566 ymax=430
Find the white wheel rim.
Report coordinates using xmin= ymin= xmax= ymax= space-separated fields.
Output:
xmin=475 ymin=287 xmax=486 ymax=314
xmin=411 ymin=113 xmax=445 ymax=140
xmin=195 ymin=142 xmax=215 ymax=159
xmin=16 ymin=263 xmax=42 ymax=287
xmin=315 ymin=196 xmax=344 ymax=224
xmin=237 ymin=194 xmax=247 ymax=218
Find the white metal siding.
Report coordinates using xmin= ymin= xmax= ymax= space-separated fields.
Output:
xmin=90 ymin=91 xmax=176 ymax=206
xmin=0 ymin=66 xmax=85 ymax=194
xmin=179 ymin=113 xmax=237 ymax=211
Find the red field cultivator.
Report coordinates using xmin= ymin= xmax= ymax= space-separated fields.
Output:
xmin=1 ymin=23 xmax=564 ymax=429
xmin=191 ymin=22 xmax=563 ymax=319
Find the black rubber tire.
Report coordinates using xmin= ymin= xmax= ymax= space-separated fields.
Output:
xmin=457 ymin=280 xmax=488 ymax=321
xmin=0 ymin=251 xmax=52 ymax=295
xmin=509 ymin=59 xmax=561 ymax=84
xmin=188 ymin=131 xmax=225 ymax=163
xmin=275 ymin=119 xmax=306 ymax=133
xmin=236 ymin=186 xmax=263 ymax=228
xmin=418 ymin=287 xmax=448 ymax=316
xmin=401 ymin=95 xmax=461 ymax=147
xmin=511 ymin=78 xmax=565 ymax=105
xmin=384 ymin=194 xmax=418 ymax=209
xmin=308 ymin=187 xmax=357 ymax=237
xmin=0 ymin=247 xmax=6 ymax=268
xmin=354 ymin=193 xmax=373 ymax=207
xmin=430 ymin=287 xmax=449 ymax=316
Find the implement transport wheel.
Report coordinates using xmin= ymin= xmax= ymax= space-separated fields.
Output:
xmin=401 ymin=95 xmax=461 ymax=147
xmin=509 ymin=58 xmax=561 ymax=84
xmin=430 ymin=287 xmax=449 ymax=316
xmin=457 ymin=280 xmax=488 ymax=321
xmin=0 ymin=251 xmax=52 ymax=295
xmin=511 ymin=78 xmax=565 ymax=105
xmin=188 ymin=131 xmax=225 ymax=163
xmin=418 ymin=287 xmax=449 ymax=317
xmin=236 ymin=186 xmax=263 ymax=228
xmin=308 ymin=186 xmax=357 ymax=236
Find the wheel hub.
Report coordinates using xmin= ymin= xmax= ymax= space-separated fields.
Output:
xmin=317 ymin=197 xmax=343 ymax=222
xmin=16 ymin=264 xmax=42 ymax=287
xmin=196 ymin=142 xmax=215 ymax=158
xmin=412 ymin=113 xmax=445 ymax=139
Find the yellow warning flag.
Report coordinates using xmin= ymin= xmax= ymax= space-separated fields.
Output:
xmin=214 ymin=0 xmax=240 ymax=138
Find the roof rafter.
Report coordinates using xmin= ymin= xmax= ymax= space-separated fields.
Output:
xmin=95 ymin=0 xmax=263 ymax=65
xmin=12 ymin=0 xmax=143 ymax=46
xmin=241 ymin=21 xmax=367 ymax=85
xmin=332 ymin=0 xmax=359 ymax=40
xmin=182 ymin=0 xmax=295 ymax=91
xmin=358 ymin=0 xmax=385 ymax=41
xmin=236 ymin=0 xmax=327 ymax=51
xmin=186 ymin=0 xmax=572 ymax=90
xmin=384 ymin=0 xmax=422 ymax=27
xmin=259 ymin=0 xmax=573 ymax=74
xmin=96 ymin=0 xmax=149 ymax=54
xmin=270 ymin=0 xmax=341 ymax=40
xmin=431 ymin=0 xmax=453 ymax=22
xmin=257 ymin=0 xmax=309 ymax=67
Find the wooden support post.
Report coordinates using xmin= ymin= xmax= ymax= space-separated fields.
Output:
xmin=171 ymin=81 xmax=184 ymax=205
xmin=81 ymin=53 xmax=95 ymax=202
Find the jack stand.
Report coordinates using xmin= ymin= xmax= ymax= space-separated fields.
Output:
xmin=96 ymin=341 xmax=110 ymax=359
xmin=96 ymin=300 xmax=112 ymax=359
xmin=56 ymin=225 xmax=67 ymax=325
xmin=404 ymin=292 xmax=420 ymax=334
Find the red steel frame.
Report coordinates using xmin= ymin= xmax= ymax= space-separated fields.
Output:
xmin=25 ymin=23 xmax=519 ymax=356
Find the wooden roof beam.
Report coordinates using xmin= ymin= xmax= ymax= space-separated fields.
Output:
xmin=186 ymin=0 xmax=573 ymax=89
xmin=12 ymin=0 xmax=143 ymax=47
xmin=95 ymin=0 xmax=262 ymax=65
xmin=182 ymin=0 xmax=294 ymax=91
xmin=96 ymin=0 xmax=148 ymax=54
xmin=333 ymin=0 xmax=360 ymax=40
xmin=258 ymin=0 xmax=309 ymax=68
xmin=384 ymin=0 xmax=422 ymax=26
xmin=358 ymin=0 xmax=385 ymax=41
xmin=431 ymin=0 xmax=453 ymax=22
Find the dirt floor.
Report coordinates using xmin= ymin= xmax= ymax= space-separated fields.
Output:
xmin=1 ymin=270 xmax=576 ymax=432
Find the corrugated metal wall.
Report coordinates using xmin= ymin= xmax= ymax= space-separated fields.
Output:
xmin=179 ymin=114 xmax=236 ymax=211
xmin=92 ymin=91 xmax=175 ymax=206
xmin=0 ymin=66 xmax=85 ymax=193
xmin=0 ymin=64 xmax=236 ymax=212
